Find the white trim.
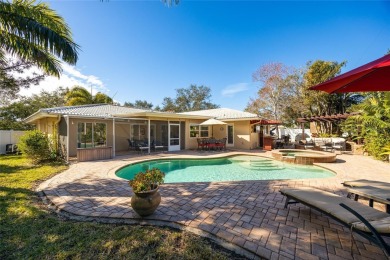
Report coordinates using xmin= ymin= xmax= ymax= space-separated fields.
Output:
xmin=189 ymin=123 xmax=210 ymax=138
xmin=168 ymin=122 xmax=180 ymax=151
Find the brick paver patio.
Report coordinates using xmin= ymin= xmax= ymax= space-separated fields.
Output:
xmin=37 ymin=151 xmax=390 ymax=259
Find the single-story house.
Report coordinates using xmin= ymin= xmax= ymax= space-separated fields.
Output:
xmin=24 ymin=104 xmax=278 ymax=161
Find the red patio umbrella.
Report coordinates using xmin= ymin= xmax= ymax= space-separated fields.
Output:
xmin=310 ymin=54 xmax=390 ymax=93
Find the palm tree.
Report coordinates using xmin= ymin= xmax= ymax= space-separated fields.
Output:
xmin=65 ymin=86 xmax=113 ymax=106
xmin=0 ymin=0 xmax=79 ymax=77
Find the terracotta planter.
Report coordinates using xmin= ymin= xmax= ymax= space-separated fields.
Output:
xmin=131 ymin=186 xmax=161 ymax=217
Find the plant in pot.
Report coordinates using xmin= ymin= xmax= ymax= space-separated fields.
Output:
xmin=129 ymin=168 xmax=165 ymax=217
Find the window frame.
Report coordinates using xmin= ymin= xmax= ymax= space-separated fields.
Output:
xmin=189 ymin=124 xmax=209 ymax=138
xmin=77 ymin=122 xmax=107 ymax=148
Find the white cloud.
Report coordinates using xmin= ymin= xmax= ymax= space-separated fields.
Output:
xmin=17 ymin=62 xmax=109 ymax=97
xmin=221 ymin=83 xmax=249 ymax=97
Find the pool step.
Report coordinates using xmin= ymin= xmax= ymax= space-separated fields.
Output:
xmin=238 ymin=161 xmax=285 ymax=171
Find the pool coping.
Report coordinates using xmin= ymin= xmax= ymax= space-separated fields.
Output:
xmin=108 ymin=151 xmax=339 ymax=183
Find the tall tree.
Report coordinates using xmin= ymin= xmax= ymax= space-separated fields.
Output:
xmin=65 ymin=86 xmax=113 ymax=106
xmin=160 ymin=97 xmax=177 ymax=112
xmin=0 ymin=58 xmax=44 ymax=106
xmin=0 ymin=88 xmax=67 ymax=130
xmin=246 ymin=63 xmax=300 ymax=122
xmin=124 ymin=100 xmax=153 ymax=110
xmin=161 ymin=85 xmax=219 ymax=112
xmin=0 ymin=0 xmax=79 ymax=77
xmin=303 ymin=60 xmax=353 ymax=135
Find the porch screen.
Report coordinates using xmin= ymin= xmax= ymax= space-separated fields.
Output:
xmin=77 ymin=122 xmax=107 ymax=148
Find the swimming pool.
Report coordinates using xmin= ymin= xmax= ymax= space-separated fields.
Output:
xmin=116 ymin=155 xmax=335 ymax=183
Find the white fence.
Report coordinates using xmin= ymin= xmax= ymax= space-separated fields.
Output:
xmin=278 ymin=128 xmax=312 ymax=142
xmin=0 ymin=130 xmax=25 ymax=154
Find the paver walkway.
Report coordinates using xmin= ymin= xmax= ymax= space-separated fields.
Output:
xmin=37 ymin=151 xmax=390 ymax=259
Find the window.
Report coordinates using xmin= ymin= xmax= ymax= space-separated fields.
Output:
xmin=190 ymin=124 xmax=209 ymax=138
xmin=77 ymin=122 xmax=107 ymax=148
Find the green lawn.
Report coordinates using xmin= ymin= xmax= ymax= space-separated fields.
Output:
xmin=0 ymin=155 xmax=242 ymax=259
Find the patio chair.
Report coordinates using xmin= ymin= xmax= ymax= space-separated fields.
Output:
xmin=207 ymin=138 xmax=217 ymax=150
xmin=215 ymin=138 xmax=227 ymax=151
xmin=321 ymin=142 xmax=333 ymax=152
xmin=332 ymin=141 xmax=345 ymax=153
xmin=280 ymin=187 xmax=390 ymax=256
xmin=133 ymin=140 xmax=149 ymax=154
xmin=197 ymin=138 xmax=207 ymax=150
xmin=151 ymin=140 xmax=165 ymax=152
xmin=127 ymin=139 xmax=136 ymax=150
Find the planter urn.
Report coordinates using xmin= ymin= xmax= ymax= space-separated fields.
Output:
xmin=131 ymin=186 xmax=161 ymax=217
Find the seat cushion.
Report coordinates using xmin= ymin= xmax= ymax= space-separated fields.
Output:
xmin=352 ymin=216 xmax=390 ymax=233
xmin=281 ymin=187 xmax=389 ymax=225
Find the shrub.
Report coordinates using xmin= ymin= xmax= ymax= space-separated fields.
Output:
xmin=363 ymin=132 xmax=390 ymax=160
xmin=129 ymin=168 xmax=165 ymax=193
xmin=18 ymin=130 xmax=55 ymax=163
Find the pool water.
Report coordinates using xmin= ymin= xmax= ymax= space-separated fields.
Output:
xmin=116 ymin=155 xmax=335 ymax=183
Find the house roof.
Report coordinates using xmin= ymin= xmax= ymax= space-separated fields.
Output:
xmin=24 ymin=104 xmax=148 ymax=123
xmin=179 ymin=108 xmax=259 ymax=121
xmin=25 ymin=104 xmax=260 ymax=124
xmin=24 ymin=104 xmax=211 ymax=123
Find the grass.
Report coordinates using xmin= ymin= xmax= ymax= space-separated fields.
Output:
xmin=0 ymin=155 xmax=244 ymax=259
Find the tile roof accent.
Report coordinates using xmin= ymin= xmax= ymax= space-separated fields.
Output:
xmin=40 ymin=104 xmax=148 ymax=118
xmin=179 ymin=108 xmax=258 ymax=120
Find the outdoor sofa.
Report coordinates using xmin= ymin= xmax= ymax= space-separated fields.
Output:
xmin=280 ymin=187 xmax=390 ymax=256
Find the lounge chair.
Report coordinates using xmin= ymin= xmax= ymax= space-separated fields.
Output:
xmin=280 ymin=187 xmax=390 ymax=256
xmin=343 ymin=179 xmax=390 ymax=213
xmin=343 ymin=179 xmax=390 ymax=190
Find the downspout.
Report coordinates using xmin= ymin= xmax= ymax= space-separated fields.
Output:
xmin=55 ymin=115 xmax=61 ymax=157
xmin=64 ymin=115 xmax=69 ymax=162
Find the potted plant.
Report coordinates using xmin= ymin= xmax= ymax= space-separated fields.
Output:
xmin=129 ymin=168 xmax=165 ymax=217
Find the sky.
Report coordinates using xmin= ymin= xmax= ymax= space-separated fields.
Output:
xmin=20 ymin=0 xmax=390 ymax=110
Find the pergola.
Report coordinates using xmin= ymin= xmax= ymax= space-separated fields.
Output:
xmin=296 ymin=112 xmax=359 ymax=140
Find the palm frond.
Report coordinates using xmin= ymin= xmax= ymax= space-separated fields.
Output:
xmin=0 ymin=0 xmax=79 ymax=76
xmin=0 ymin=29 xmax=62 ymax=76
xmin=0 ymin=1 xmax=79 ymax=63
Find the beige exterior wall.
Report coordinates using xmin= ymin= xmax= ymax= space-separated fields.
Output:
xmin=33 ymin=116 xmax=257 ymax=158
xmin=35 ymin=117 xmax=59 ymax=137
xmin=232 ymin=121 xmax=251 ymax=150
xmin=115 ymin=122 xmax=131 ymax=152
xmin=184 ymin=119 xmax=253 ymax=150
xmin=185 ymin=119 xmax=205 ymax=149
xmin=250 ymin=132 xmax=259 ymax=149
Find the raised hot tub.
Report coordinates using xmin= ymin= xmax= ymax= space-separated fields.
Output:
xmin=272 ymin=149 xmax=336 ymax=165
